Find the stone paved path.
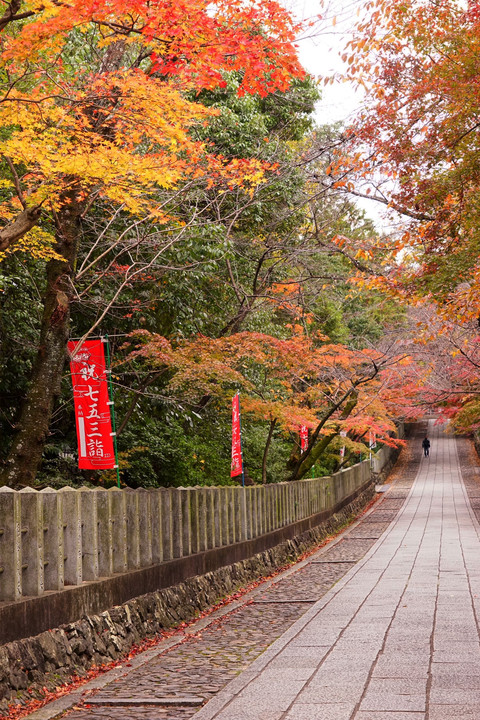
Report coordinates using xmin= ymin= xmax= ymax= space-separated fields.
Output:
xmin=28 ymin=427 xmax=421 ymax=720
xmin=31 ymin=420 xmax=480 ymax=720
xmin=41 ymin=429 xmax=419 ymax=720
xmin=191 ymin=421 xmax=480 ymax=720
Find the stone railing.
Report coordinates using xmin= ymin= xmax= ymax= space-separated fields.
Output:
xmin=371 ymin=422 xmax=406 ymax=475
xmin=372 ymin=445 xmax=395 ymax=474
xmin=0 ymin=461 xmax=371 ymax=603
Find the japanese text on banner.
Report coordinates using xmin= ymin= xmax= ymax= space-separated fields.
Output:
xmin=231 ymin=393 xmax=243 ymax=477
xmin=300 ymin=425 xmax=308 ymax=453
xmin=68 ymin=339 xmax=116 ymax=469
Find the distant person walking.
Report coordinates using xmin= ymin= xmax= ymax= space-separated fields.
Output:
xmin=422 ymin=436 xmax=430 ymax=457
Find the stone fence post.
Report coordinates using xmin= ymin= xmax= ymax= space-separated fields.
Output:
xmin=0 ymin=450 xmax=382 ymax=602
xmin=0 ymin=487 xmax=21 ymax=602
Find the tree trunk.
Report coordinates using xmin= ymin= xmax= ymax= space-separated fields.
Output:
xmin=0 ymin=195 xmax=81 ymax=487
xmin=261 ymin=418 xmax=276 ymax=484
xmin=289 ymin=390 xmax=359 ymax=481
xmin=292 ymin=432 xmax=336 ymax=481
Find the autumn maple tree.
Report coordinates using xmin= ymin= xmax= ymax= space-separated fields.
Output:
xmin=122 ymin=326 xmax=409 ymax=482
xmin=0 ymin=0 xmax=306 ymax=486
xmin=321 ymin=0 xmax=480 ymax=316
xmin=292 ymin=0 xmax=480 ymax=434
xmin=394 ymin=306 xmax=480 ymax=434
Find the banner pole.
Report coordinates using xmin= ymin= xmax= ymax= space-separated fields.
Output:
xmin=238 ymin=392 xmax=245 ymax=488
xmin=103 ymin=335 xmax=121 ymax=488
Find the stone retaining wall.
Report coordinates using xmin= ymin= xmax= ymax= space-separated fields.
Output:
xmin=0 ymin=483 xmax=374 ymax=715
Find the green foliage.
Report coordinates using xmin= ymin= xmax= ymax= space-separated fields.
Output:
xmin=117 ymin=409 xmax=235 ymax=488
xmin=242 ymin=422 xmax=291 ymax=484
xmin=0 ymin=57 xmax=402 ymax=488
xmin=0 ymin=256 xmax=44 ymax=459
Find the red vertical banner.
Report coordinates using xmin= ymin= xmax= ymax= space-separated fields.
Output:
xmin=68 ymin=339 xmax=116 ymax=469
xmin=231 ymin=393 xmax=243 ymax=478
xmin=300 ymin=425 xmax=308 ymax=453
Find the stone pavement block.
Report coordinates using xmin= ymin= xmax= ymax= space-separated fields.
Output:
xmin=429 ymin=705 xmax=479 ymax=719
xmin=290 ymin=619 xmax=345 ymax=645
xmin=331 ymin=638 xmax=381 ymax=652
xmin=355 ymin=609 xmax=396 ymax=620
xmin=387 ymin=616 xmax=432 ymax=630
xmin=295 ymin=683 xmax=364 ymax=703
xmin=375 ymin=650 xmax=431 ymax=668
xmin=429 ymin=688 xmax=480 ymax=704
xmin=355 ymin=714 xmax=425 ymax=720
xmin=430 ymin=667 xmax=480 ymax=688
xmin=363 ymin=678 xmax=426 ymax=696
xmin=433 ymin=649 xmax=480 ymax=663
xmin=326 ymin=645 xmax=379 ymax=667
xmin=341 ymin=627 xmax=388 ymax=642
xmin=236 ymin=681 xmax=306 ymax=700
xmin=433 ymin=627 xmax=477 ymax=639
xmin=268 ymin=652 xmax=328 ymax=669
xmin=360 ymin=687 xmax=426 ymax=713
xmin=212 ymin=691 xmax=297 ymax=719
xmin=373 ymin=658 xmax=429 ymax=679
xmin=289 ymin=637 xmax=335 ymax=648
xmin=254 ymin=668 xmax=315 ymax=683
xmin=382 ymin=639 xmax=431 ymax=653
xmin=213 ymin=709 xmax=283 ymax=720
xmin=288 ymin=627 xmax=346 ymax=646
xmin=360 ymin=695 xmax=426 ymax=713
xmin=310 ymin=658 xmax=373 ymax=680
xmin=434 ymin=618 xmax=477 ymax=631
xmin=277 ymin=646 xmax=329 ymax=658
xmin=434 ymin=641 xmax=480 ymax=654
xmin=434 ymin=637 xmax=479 ymax=651
xmin=282 ymin=703 xmax=355 ymax=720
xmin=306 ymin=668 xmax=368 ymax=689
xmin=283 ymin=702 xmax=356 ymax=720
xmin=346 ymin=615 xmax=392 ymax=629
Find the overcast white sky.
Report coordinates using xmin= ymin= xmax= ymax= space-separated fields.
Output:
xmin=280 ymin=0 xmax=395 ymax=228
xmin=288 ymin=0 xmax=366 ymax=125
